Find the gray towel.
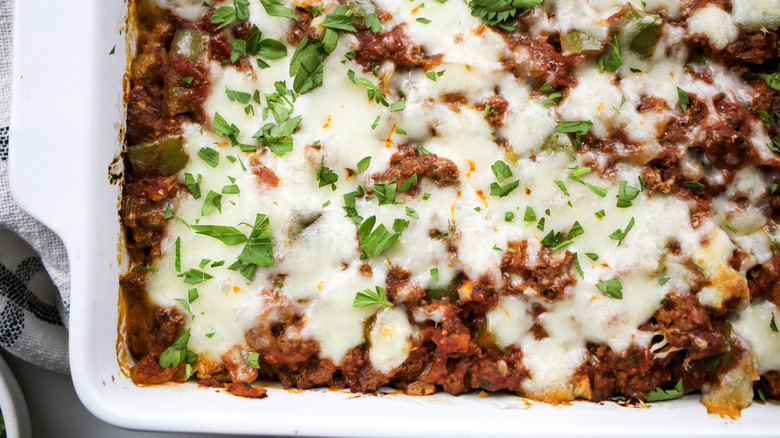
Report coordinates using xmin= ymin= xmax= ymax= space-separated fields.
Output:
xmin=0 ymin=0 xmax=70 ymax=374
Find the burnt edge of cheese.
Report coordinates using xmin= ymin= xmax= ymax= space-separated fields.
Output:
xmin=119 ymin=0 xmax=780 ymax=415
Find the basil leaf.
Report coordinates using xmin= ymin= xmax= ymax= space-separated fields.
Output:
xmin=609 ymin=217 xmax=635 ymax=246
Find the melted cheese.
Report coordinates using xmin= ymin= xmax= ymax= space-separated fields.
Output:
xmin=139 ymin=0 xmax=780 ymax=401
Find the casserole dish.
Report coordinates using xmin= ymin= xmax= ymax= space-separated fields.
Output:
xmin=7 ymin=0 xmax=780 ymax=435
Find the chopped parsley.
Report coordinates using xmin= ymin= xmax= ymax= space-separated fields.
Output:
xmin=616 ymin=181 xmax=640 ymax=208
xmin=599 ymin=36 xmax=622 ymax=73
xmin=467 ymin=0 xmax=542 ymax=32
xmin=192 ymin=225 xmax=248 ymax=245
xmin=524 ymin=206 xmax=537 ymax=222
xmin=406 ymin=207 xmax=419 ymax=219
xmin=316 ymin=158 xmax=339 ymax=190
xmin=353 ymin=286 xmax=392 ymax=308
xmin=198 ymin=147 xmax=220 ymax=168
xmin=677 ymin=87 xmax=689 ymax=111
xmin=357 ymin=156 xmax=371 ymax=173
xmin=658 ymin=277 xmax=671 ymax=286
xmin=202 ymin=190 xmax=223 ymax=216
xmin=430 ymin=268 xmax=439 ymax=281
xmin=159 ymin=329 xmax=197 ymax=369
xmin=609 ymin=217 xmax=635 ymax=246
xmin=644 ymin=379 xmax=684 ymax=402
xmin=358 ymin=216 xmax=401 ymax=258
xmin=596 ymin=278 xmax=623 ymax=299
xmin=555 ymin=120 xmax=593 ymax=150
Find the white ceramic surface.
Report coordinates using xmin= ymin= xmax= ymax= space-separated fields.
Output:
xmin=7 ymin=0 xmax=779 ymax=436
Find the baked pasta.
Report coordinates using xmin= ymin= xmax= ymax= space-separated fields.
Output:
xmin=120 ymin=0 xmax=780 ymax=415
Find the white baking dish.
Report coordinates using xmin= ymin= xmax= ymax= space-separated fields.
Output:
xmin=7 ymin=0 xmax=779 ymax=435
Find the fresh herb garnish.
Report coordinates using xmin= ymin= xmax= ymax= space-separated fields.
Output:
xmin=358 ymin=216 xmax=401 ymax=258
xmin=353 ymin=286 xmax=392 ymax=308
xmin=644 ymin=379 xmax=684 ymax=402
xmin=596 ymin=278 xmax=623 ymax=299
xmin=555 ymin=120 xmax=593 ymax=150
xmin=609 ymin=217 xmax=635 ymax=246
xmin=616 ymin=181 xmax=640 ymax=208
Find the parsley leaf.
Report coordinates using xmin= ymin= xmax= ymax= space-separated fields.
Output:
xmin=616 ymin=181 xmax=640 ymax=208
xmin=259 ymin=0 xmax=298 ymax=20
xmin=159 ymin=329 xmax=197 ymax=368
xmin=490 ymin=180 xmax=520 ymax=197
xmin=234 ymin=0 xmax=250 ymax=20
xmin=322 ymin=5 xmax=357 ymax=32
xmin=192 ymin=225 xmax=248 ymax=245
xmin=348 ymin=69 xmax=388 ymax=106
xmin=289 ymin=38 xmax=330 ymax=94
xmin=211 ymin=6 xmax=237 ymax=29
xmin=524 ymin=206 xmax=537 ymax=222
xmin=430 ymin=268 xmax=439 ymax=281
xmin=467 ymin=0 xmax=542 ymax=31
xmin=757 ymin=73 xmax=780 ymax=91
xmin=573 ymin=253 xmax=584 ymax=279
xmin=596 ymin=278 xmax=623 ymax=299
xmin=237 ymin=214 xmax=275 ymax=268
xmin=373 ymin=179 xmax=398 ymax=205
xmin=357 ymin=156 xmax=371 ymax=173
xmin=198 ymin=147 xmax=220 ymax=168
xmin=772 ymin=312 xmax=778 ymax=333
xmin=178 ymin=269 xmax=214 ymax=285
xmin=353 ymin=286 xmax=392 ymax=308
xmin=644 ymin=379 xmax=684 ymax=402
xmin=555 ymin=120 xmax=593 ymax=150
xmin=343 ymin=186 xmax=365 ymax=223
xmin=399 ymin=173 xmax=418 ymax=191
xmin=358 ymin=216 xmax=401 ymax=258
xmin=677 ymin=87 xmax=689 ymax=111
xmin=491 ymin=160 xmax=513 ymax=182
xmin=599 ymin=36 xmax=622 ymax=73
xmin=202 ymin=190 xmax=223 ymax=216
xmin=406 ymin=207 xmax=419 ymax=219
xmin=253 ymin=115 xmax=302 ymax=156
xmin=316 ymin=158 xmax=339 ymax=190
xmin=609 ymin=217 xmax=635 ymax=246
xmin=569 ymin=166 xmax=608 ymax=197
xmin=658 ymin=277 xmax=671 ymax=285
